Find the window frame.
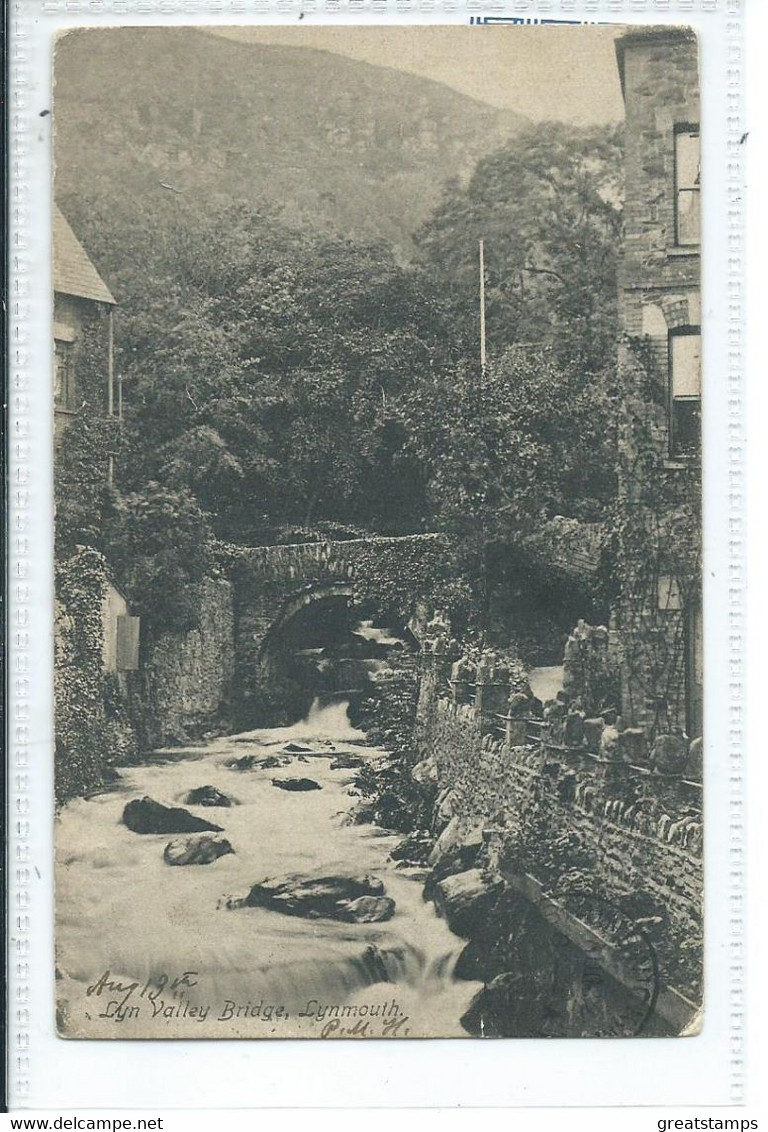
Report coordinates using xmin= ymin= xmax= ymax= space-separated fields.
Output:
xmin=673 ymin=123 xmax=701 ymax=248
xmin=668 ymin=324 xmax=702 ymax=461
xmin=54 ymin=337 xmax=77 ymax=412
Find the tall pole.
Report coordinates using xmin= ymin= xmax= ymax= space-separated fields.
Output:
xmin=107 ymin=308 xmax=115 ymax=417
xmin=479 ymin=237 xmax=487 ymax=377
xmin=107 ymin=308 xmax=115 ymax=486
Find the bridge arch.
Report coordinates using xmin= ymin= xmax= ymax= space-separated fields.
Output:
xmin=226 ymin=533 xmax=450 ymax=726
xmin=256 ymin=582 xmax=354 ymax=662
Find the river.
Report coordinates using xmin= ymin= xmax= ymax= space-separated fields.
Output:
xmin=56 ymin=699 xmax=481 ymax=1040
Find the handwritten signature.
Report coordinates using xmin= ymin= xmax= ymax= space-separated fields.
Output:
xmin=320 ymin=1015 xmax=411 ymax=1038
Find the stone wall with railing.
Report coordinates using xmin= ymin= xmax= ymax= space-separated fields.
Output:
xmin=415 ymin=648 xmax=703 ymax=1005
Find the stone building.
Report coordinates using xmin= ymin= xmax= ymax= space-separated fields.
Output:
xmin=53 ymin=206 xmax=118 ymax=451
xmin=54 ymin=208 xmax=139 ymax=679
xmin=613 ymin=28 xmax=703 ymax=746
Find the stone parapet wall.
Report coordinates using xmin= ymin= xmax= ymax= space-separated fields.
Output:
xmin=416 ymin=673 xmax=703 ymax=999
xmin=562 ymin=620 xmax=619 ymax=716
xmin=427 ymin=697 xmax=701 ymax=858
xmin=222 ymin=532 xmax=445 ymax=584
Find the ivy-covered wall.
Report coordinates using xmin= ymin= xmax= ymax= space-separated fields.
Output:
xmin=132 ymin=577 xmax=235 ymax=747
xmin=53 ymin=293 xmax=112 ymax=451
xmin=54 ymin=296 xmax=121 ymax=562
xmin=54 ymin=547 xmax=139 ymax=804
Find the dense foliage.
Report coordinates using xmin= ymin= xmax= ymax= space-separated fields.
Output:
xmin=59 ymin=120 xmax=624 ymax=635
xmin=414 ymin=121 xmax=623 ymax=374
xmin=103 ymin=482 xmax=215 ymax=632
xmin=54 ymin=548 xmax=138 ymax=802
xmin=401 ymin=346 xmax=616 ymax=545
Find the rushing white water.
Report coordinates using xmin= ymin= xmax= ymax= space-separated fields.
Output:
xmin=233 ymin=697 xmax=366 ymax=744
xmin=56 ymin=700 xmax=481 ymax=1039
xmin=529 ymin=665 xmax=564 ymax=703
xmin=353 ymin=620 xmax=406 ymax=647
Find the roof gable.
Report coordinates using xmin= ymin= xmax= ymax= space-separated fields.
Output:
xmin=53 ymin=206 xmax=116 ymax=305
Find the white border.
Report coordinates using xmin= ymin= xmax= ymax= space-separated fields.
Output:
xmin=6 ymin=0 xmax=747 ymax=1110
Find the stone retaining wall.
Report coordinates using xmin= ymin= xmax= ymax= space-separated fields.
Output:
xmin=135 ymin=576 xmax=235 ymax=745
xmin=416 ymin=665 xmax=703 ymax=1001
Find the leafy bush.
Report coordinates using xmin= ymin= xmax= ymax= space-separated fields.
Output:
xmin=103 ymin=482 xmax=214 ymax=633
xmin=55 ymin=548 xmax=139 ymax=804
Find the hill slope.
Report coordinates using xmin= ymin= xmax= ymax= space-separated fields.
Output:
xmin=53 ymin=27 xmax=526 ymax=259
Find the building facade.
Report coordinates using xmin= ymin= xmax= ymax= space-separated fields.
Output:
xmin=613 ymin=28 xmax=703 ymax=748
xmin=54 ymin=206 xmax=140 ymax=676
xmin=53 ymin=206 xmax=117 ymax=450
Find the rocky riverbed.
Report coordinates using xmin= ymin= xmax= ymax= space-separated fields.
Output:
xmin=55 ymin=700 xmax=482 ymax=1039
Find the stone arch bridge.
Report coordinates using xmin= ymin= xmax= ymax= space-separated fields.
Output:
xmin=139 ymin=523 xmax=603 ymax=740
xmin=222 ymin=533 xmax=451 ymax=722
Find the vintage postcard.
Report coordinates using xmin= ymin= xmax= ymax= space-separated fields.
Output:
xmin=52 ymin=23 xmax=703 ymax=1042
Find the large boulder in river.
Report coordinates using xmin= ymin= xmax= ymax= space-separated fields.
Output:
xmin=330 ymin=753 xmax=365 ymax=770
xmin=271 ymin=777 xmax=321 ymax=792
xmin=338 ymin=895 xmax=396 ymax=923
xmin=184 ymin=785 xmax=233 ymax=808
xmin=123 ymin=797 xmax=224 ymax=835
xmin=432 ymin=868 xmax=503 ymax=939
xmin=422 ymin=834 xmax=485 ymax=904
xmin=225 ymin=754 xmax=260 ymax=771
xmin=225 ymin=753 xmax=290 ymax=771
xmin=244 ymin=872 xmax=387 ymax=921
xmin=390 ymin=830 xmax=434 ymax=866
xmin=429 ymin=817 xmax=483 ymax=867
xmin=343 ymin=798 xmax=377 ymax=826
xmin=164 ymin=836 xmax=234 ymax=866
xmin=460 ymin=972 xmax=548 ymax=1038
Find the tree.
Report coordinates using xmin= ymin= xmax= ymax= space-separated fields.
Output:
xmin=103 ymin=482 xmax=214 ymax=632
xmin=415 ymin=121 xmax=623 ymax=374
xmin=402 ymin=346 xmax=616 ymax=540
xmin=83 ymin=204 xmax=461 ymax=542
xmin=60 ymin=122 xmax=623 ymax=568
xmin=398 ymin=345 xmax=617 ymax=623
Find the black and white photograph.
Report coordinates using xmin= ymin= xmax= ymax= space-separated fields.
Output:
xmin=52 ymin=23 xmax=703 ymax=1041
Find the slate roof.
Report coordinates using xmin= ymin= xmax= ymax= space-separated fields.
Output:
xmin=53 ymin=206 xmax=115 ymax=305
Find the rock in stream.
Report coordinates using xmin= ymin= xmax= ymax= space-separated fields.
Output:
xmin=164 ymin=836 xmax=235 ymax=866
xmin=271 ymin=777 xmax=322 ymax=792
xmin=123 ymin=796 xmax=224 ymax=835
xmin=233 ymin=872 xmax=395 ymax=922
xmin=184 ymin=785 xmax=234 ymax=808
